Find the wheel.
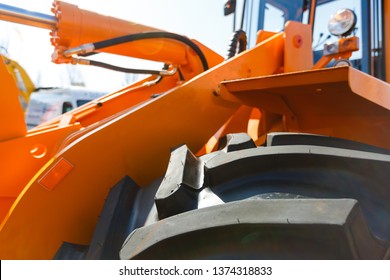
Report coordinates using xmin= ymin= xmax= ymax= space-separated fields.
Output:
xmin=120 ymin=133 xmax=390 ymax=260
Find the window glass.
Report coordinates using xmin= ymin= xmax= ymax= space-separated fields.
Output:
xmin=263 ymin=3 xmax=285 ymax=32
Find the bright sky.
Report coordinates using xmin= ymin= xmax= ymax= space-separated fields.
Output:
xmin=0 ymin=0 xmax=236 ymax=91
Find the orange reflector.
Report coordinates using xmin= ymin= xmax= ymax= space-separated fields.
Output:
xmin=39 ymin=158 xmax=73 ymax=191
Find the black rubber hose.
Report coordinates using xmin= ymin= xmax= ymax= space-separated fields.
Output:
xmin=88 ymin=60 xmax=163 ymax=75
xmin=226 ymin=29 xmax=247 ymax=59
xmin=89 ymin=32 xmax=209 ymax=71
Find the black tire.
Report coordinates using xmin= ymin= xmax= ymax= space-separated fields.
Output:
xmin=120 ymin=133 xmax=390 ymax=260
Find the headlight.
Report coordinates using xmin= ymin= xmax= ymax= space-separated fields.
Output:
xmin=328 ymin=9 xmax=357 ymax=37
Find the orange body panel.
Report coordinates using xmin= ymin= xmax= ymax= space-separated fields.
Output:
xmin=284 ymin=21 xmax=313 ymax=72
xmin=220 ymin=67 xmax=390 ymax=149
xmin=0 ymin=58 xmax=26 ymax=142
xmin=197 ymin=105 xmax=258 ymax=154
xmin=0 ymin=76 xmax=174 ymax=219
xmin=0 ymin=1 xmax=222 ymax=226
xmin=0 ymin=33 xmax=285 ymax=259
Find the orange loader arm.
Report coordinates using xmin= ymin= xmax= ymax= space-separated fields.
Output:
xmin=0 ymin=1 xmax=223 ymax=230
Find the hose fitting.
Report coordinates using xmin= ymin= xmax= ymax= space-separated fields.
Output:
xmin=63 ymin=43 xmax=95 ymax=57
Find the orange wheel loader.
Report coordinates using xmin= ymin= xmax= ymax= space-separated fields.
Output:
xmin=0 ymin=0 xmax=389 ymax=259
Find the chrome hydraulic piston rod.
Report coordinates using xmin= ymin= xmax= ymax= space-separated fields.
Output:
xmin=0 ymin=3 xmax=56 ymax=30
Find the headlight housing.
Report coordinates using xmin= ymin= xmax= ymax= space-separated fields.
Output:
xmin=328 ymin=9 xmax=357 ymax=37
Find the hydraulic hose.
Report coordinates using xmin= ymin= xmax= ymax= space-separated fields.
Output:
xmin=65 ymin=32 xmax=209 ymax=71
xmin=88 ymin=60 xmax=164 ymax=75
xmin=72 ymin=57 xmax=176 ymax=76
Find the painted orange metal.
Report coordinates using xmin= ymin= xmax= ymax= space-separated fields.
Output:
xmin=0 ymin=33 xmax=285 ymax=259
xmin=220 ymin=66 xmax=390 ymax=149
xmin=0 ymin=74 xmax=181 ymax=227
xmin=0 ymin=0 xmax=388 ymax=260
xmin=313 ymin=37 xmax=359 ymax=70
xmin=51 ymin=0 xmax=162 ymax=63
xmin=39 ymin=74 xmax=181 ymax=128
xmin=0 ymin=1 xmax=223 ymax=229
xmin=256 ymin=30 xmax=277 ymax=45
xmin=42 ymin=0 xmax=225 ymax=128
xmin=0 ymin=58 xmax=26 ymax=142
xmin=197 ymin=105 xmax=257 ymax=154
xmin=284 ymin=21 xmax=313 ymax=72
xmin=51 ymin=1 xmax=221 ymax=79
xmin=0 ymin=58 xmax=80 ymax=223
xmin=0 ymin=126 xmax=81 ymax=195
